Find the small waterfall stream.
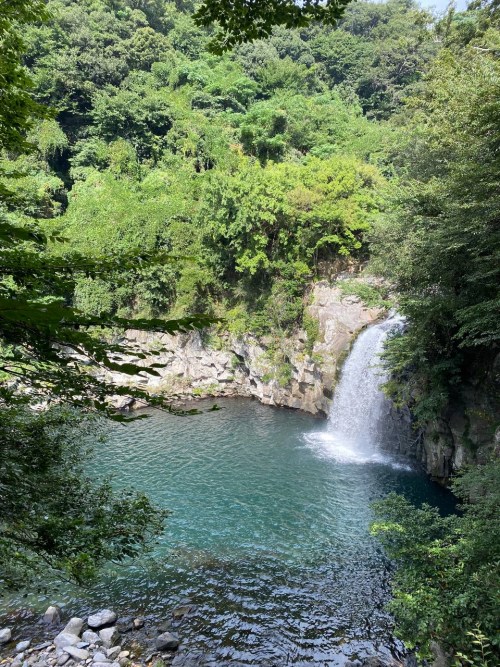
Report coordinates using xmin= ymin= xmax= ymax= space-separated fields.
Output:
xmin=305 ymin=315 xmax=410 ymax=468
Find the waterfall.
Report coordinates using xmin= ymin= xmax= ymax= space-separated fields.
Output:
xmin=304 ymin=315 xmax=410 ymax=468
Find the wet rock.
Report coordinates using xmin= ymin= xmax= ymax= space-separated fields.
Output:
xmin=43 ymin=607 xmax=62 ymax=626
xmin=54 ymin=633 xmax=80 ymax=650
xmin=63 ymin=619 xmax=84 ymax=637
xmin=0 ymin=628 xmax=12 ymax=644
xmin=156 ymin=621 xmax=172 ymax=633
xmin=132 ymin=618 xmax=144 ymax=630
xmin=81 ymin=632 xmax=100 ymax=645
xmin=87 ymin=612 xmax=117 ymax=631
xmin=115 ymin=620 xmax=133 ymax=634
xmin=16 ymin=640 xmax=32 ymax=652
xmin=172 ymin=606 xmax=194 ymax=621
xmin=62 ymin=648 xmax=89 ymax=662
xmin=155 ymin=632 xmax=180 ymax=651
xmin=98 ymin=628 xmax=120 ymax=649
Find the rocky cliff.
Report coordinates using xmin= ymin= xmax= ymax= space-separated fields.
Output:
xmin=103 ymin=281 xmax=383 ymax=417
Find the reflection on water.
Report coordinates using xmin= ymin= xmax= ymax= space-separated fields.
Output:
xmin=1 ymin=398 xmax=453 ymax=665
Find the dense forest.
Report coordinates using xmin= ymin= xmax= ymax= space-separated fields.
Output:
xmin=0 ymin=0 xmax=499 ymax=664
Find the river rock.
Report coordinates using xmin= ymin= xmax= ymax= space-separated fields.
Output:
xmin=132 ymin=618 xmax=144 ymax=630
xmin=172 ymin=605 xmax=193 ymax=621
xmin=63 ymin=647 xmax=89 ymax=662
xmin=16 ymin=640 xmax=31 ymax=652
xmin=57 ymin=655 xmax=70 ymax=666
xmin=81 ymin=632 xmax=100 ymax=645
xmin=98 ymin=628 xmax=120 ymax=649
xmin=91 ymin=653 xmax=109 ymax=663
xmin=54 ymin=633 xmax=80 ymax=650
xmin=0 ymin=628 xmax=12 ymax=644
xmin=105 ymin=648 xmax=120 ymax=661
xmin=87 ymin=611 xmax=117 ymax=630
xmin=115 ymin=620 xmax=133 ymax=634
xmin=43 ymin=607 xmax=62 ymax=626
xmin=63 ymin=619 xmax=84 ymax=637
xmin=155 ymin=632 xmax=180 ymax=651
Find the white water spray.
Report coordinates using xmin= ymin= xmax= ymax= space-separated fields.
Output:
xmin=304 ymin=315 xmax=410 ymax=468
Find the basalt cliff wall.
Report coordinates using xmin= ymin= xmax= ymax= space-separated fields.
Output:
xmin=102 ymin=281 xmax=382 ymax=417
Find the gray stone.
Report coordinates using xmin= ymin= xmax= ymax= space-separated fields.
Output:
xmin=98 ymin=628 xmax=120 ymax=649
xmin=91 ymin=653 xmax=109 ymax=663
xmin=93 ymin=663 xmax=115 ymax=667
xmin=117 ymin=653 xmax=129 ymax=660
xmin=16 ymin=641 xmax=31 ymax=652
xmin=33 ymin=643 xmax=53 ymax=652
xmin=87 ymin=611 xmax=117 ymax=631
xmin=63 ymin=619 xmax=84 ymax=637
xmin=54 ymin=633 xmax=80 ymax=650
xmin=43 ymin=607 xmax=62 ymax=626
xmin=132 ymin=618 xmax=144 ymax=630
xmin=172 ymin=605 xmax=194 ymax=621
xmin=0 ymin=628 xmax=12 ymax=644
xmin=118 ymin=659 xmax=129 ymax=667
xmin=115 ymin=620 xmax=133 ymax=634
xmin=62 ymin=647 xmax=89 ymax=662
xmin=81 ymin=632 xmax=100 ymax=645
xmin=106 ymin=647 xmax=120 ymax=660
xmin=155 ymin=632 xmax=180 ymax=651
xmin=75 ymin=643 xmax=89 ymax=649
xmin=57 ymin=655 xmax=70 ymax=666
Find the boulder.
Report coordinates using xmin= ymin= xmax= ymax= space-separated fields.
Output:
xmin=16 ymin=640 xmax=31 ymax=652
xmin=81 ymin=632 xmax=100 ymax=645
xmin=62 ymin=647 xmax=89 ymax=662
xmin=98 ymin=628 xmax=120 ymax=649
xmin=43 ymin=607 xmax=62 ymax=626
xmin=155 ymin=632 xmax=180 ymax=651
xmin=0 ymin=628 xmax=12 ymax=644
xmin=63 ymin=619 xmax=84 ymax=637
xmin=87 ymin=611 xmax=117 ymax=631
xmin=54 ymin=633 xmax=80 ymax=650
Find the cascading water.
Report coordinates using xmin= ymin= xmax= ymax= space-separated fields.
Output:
xmin=304 ymin=315 xmax=410 ymax=467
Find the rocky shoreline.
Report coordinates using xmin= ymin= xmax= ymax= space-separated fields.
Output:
xmin=0 ymin=605 xmax=413 ymax=667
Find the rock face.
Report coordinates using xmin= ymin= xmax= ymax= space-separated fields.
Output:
xmin=102 ymin=281 xmax=382 ymax=418
xmin=389 ymin=355 xmax=500 ymax=483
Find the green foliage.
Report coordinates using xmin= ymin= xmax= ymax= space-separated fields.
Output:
xmin=371 ymin=460 xmax=500 ymax=661
xmin=338 ymin=278 xmax=391 ymax=309
xmin=0 ymin=406 xmax=167 ymax=589
xmin=372 ymin=40 xmax=500 ymax=422
xmin=303 ymin=312 xmax=320 ymax=355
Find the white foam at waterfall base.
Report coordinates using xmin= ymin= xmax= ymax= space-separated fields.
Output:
xmin=304 ymin=315 xmax=412 ymax=470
